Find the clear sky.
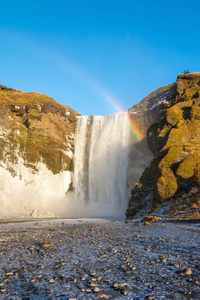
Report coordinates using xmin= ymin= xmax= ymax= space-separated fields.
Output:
xmin=0 ymin=0 xmax=200 ymax=115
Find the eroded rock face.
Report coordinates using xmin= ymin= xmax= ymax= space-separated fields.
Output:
xmin=126 ymin=73 xmax=200 ymax=219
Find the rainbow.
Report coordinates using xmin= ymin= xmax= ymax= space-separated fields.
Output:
xmin=126 ymin=113 xmax=145 ymax=141
xmin=36 ymin=48 xmax=146 ymax=141
xmin=98 ymin=88 xmax=145 ymax=141
xmin=60 ymin=67 xmax=146 ymax=141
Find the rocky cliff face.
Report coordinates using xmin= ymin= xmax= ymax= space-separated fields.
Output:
xmin=126 ymin=72 xmax=200 ymax=220
xmin=0 ymin=85 xmax=79 ymax=217
xmin=127 ymin=83 xmax=176 ymax=196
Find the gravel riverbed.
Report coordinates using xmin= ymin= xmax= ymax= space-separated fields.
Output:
xmin=0 ymin=218 xmax=200 ymax=299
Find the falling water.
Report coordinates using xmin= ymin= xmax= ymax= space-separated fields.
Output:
xmin=73 ymin=112 xmax=135 ymax=217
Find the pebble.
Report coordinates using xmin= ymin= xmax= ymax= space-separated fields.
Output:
xmin=112 ymin=282 xmax=119 ymax=289
xmin=118 ymin=283 xmax=128 ymax=288
xmin=121 ymin=289 xmax=129 ymax=295
xmin=183 ymin=268 xmax=192 ymax=275
xmin=90 ymin=282 xmax=96 ymax=287
xmin=93 ymin=287 xmax=101 ymax=292
xmin=40 ymin=241 xmax=54 ymax=248
xmin=97 ymin=294 xmax=108 ymax=298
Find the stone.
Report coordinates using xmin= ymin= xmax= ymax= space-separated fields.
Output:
xmin=93 ymin=287 xmax=101 ymax=293
xmin=118 ymin=283 xmax=128 ymax=288
xmin=40 ymin=242 xmax=54 ymax=248
xmin=184 ymin=268 xmax=192 ymax=275
xmin=121 ymin=289 xmax=129 ymax=295
xmin=90 ymin=282 xmax=96 ymax=287
xmin=97 ymin=294 xmax=108 ymax=299
xmin=49 ymin=279 xmax=54 ymax=283
xmin=112 ymin=283 xmax=119 ymax=289
xmin=144 ymin=221 xmax=150 ymax=226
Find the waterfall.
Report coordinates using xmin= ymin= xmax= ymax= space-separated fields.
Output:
xmin=73 ymin=112 xmax=134 ymax=217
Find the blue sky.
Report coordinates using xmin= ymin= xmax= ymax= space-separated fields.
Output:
xmin=0 ymin=0 xmax=200 ymax=115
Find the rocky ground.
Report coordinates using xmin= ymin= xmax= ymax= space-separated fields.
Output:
xmin=0 ymin=218 xmax=200 ymax=299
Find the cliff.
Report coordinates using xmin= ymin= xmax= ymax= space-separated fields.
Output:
xmin=0 ymin=85 xmax=79 ymax=217
xmin=126 ymin=83 xmax=176 ymax=196
xmin=126 ymin=72 xmax=200 ymax=221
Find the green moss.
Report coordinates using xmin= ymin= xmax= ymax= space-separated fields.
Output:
xmin=166 ymin=106 xmax=182 ymax=126
xmin=29 ymin=114 xmax=38 ymax=119
xmin=156 ymin=173 xmax=178 ymax=200
xmin=177 ymin=155 xmax=198 ymax=178
xmin=191 ymin=106 xmax=200 ymax=120
xmin=183 ymin=88 xmax=194 ymax=100
xmin=159 ymin=145 xmax=185 ymax=169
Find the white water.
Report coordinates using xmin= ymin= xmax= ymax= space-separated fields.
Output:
xmin=72 ymin=112 xmax=135 ymax=217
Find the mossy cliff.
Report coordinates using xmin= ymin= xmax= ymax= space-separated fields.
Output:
xmin=126 ymin=72 xmax=200 ymax=219
xmin=0 ymin=85 xmax=80 ymax=175
xmin=127 ymin=83 xmax=176 ymax=195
